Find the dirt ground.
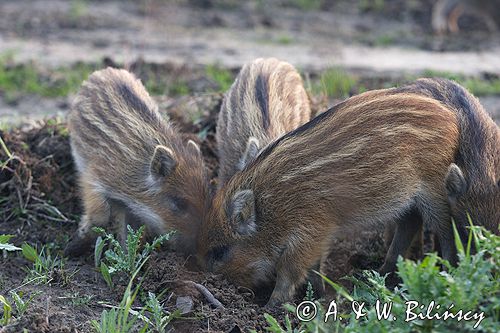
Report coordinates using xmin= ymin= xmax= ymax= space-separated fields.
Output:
xmin=1 ymin=0 xmax=499 ymax=332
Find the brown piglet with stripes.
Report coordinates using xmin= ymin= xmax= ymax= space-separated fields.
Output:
xmin=382 ymin=78 xmax=499 ymax=264
xmin=197 ymin=79 xmax=498 ymax=306
xmin=66 ymin=68 xmax=210 ymax=256
xmin=216 ymin=57 xmax=311 ymax=187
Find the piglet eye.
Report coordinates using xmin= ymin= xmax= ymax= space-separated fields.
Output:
xmin=169 ymin=196 xmax=189 ymax=213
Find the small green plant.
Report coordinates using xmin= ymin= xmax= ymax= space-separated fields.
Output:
xmin=9 ymin=291 xmax=41 ymax=318
xmin=91 ymin=266 xmax=148 ymax=333
xmin=262 ymin=225 xmax=499 ymax=332
xmin=0 ymin=295 xmax=12 ymax=325
xmin=0 ymin=234 xmax=21 ymax=252
xmin=314 ymin=68 xmax=358 ymax=98
xmin=94 ymin=225 xmax=173 ymax=285
xmin=68 ymin=292 xmax=95 ymax=307
xmin=69 ymin=0 xmax=88 ymax=22
xmin=22 ymin=244 xmax=74 ymax=285
xmin=304 ymin=282 xmax=314 ymax=302
xmin=0 ymin=291 xmax=40 ymax=326
xmin=276 ymin=35 xmax=293 ymax=45
xmin=168 ymin=81 xmax=190 ymax=96
xmin=143 ymin=292 xmax=181 ymax=333
xmin=206 ymin=64 xmax=233 ymax=92
xmin=374 ymin=33 xmax=395 ymax=47
xmin=359 ymin=0 xmax=385 ymax=12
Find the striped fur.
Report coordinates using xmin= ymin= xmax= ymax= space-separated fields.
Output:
xmin=216 ymin=58 xmax=311 ymax=187
xmin=67 ymin=68 xmax=210 ymax=256
xmin=394 ymin=78 xmax=500 ymax=236
xmin=198 ymin=87 xmax=463 ymax=306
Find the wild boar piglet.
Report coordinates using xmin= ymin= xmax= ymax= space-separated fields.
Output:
xmin=216 ymin=57 xmax=311 ymax=188
xmin=198 ymin=82 xmax=490 ymax=306
xmin=67 ymin=68 xmax=210 ymax=256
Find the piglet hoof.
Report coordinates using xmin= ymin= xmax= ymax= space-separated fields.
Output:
xmin=64 ymin=233 xmax=94 ymax=258
xmin=264 ymin=298 xmax=281 ymax=309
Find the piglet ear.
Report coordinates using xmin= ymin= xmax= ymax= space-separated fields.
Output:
xmin=237 ymin=137 xmax=260 ymax=171
xmin=150 ymin=145 xmax=177 ymax=178
xmin=445 ymin=163 xmax=467 ymax=202
xmin=229 ymin=190 xmax=257 ymax=236
xmin=187 ymin=139 xmax=201 ymax=156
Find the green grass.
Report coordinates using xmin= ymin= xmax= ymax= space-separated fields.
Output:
xmin=0 ymin=290 xmax=41 ymax=325
xmin=0 ymin=53 xmax=95 ymax=99
xmin=421 ymin=70 xmax=500 ymax=96
xmin=359 ymin=0 xmax=385 ymax=12
xmin=206 ymin=64 xmax=233 ymax=92
xmin=261 ymin=224 xmax=499 ymax=332
xmin=374 ymin=33 xmax=396 ymax=47
xmin=290 ymin=0 xmax=322 ymax=11
xmin=314 ymin=68 xmax=358 ymax=98
xmin=276 ymin=35 xmax=294 ymax=45
xmin=22 ymin=243 xmax=76 ymax=286
xmin=92 ymin=226 xmax=178 ymax=332
xmin=68 ymin=0 xmax=89 ymax=22
xmin=91 ymin=267 xmax=147 ymax=333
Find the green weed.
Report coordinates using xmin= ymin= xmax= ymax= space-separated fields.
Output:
xmin=276 ymin=35 xmax=293 ymax=45
xmin=262 ymin=225 xmax=499 ymax=332
xmin=314 ymin=68 xmax=358 ymax=98
xmin=69 ymin=0 xmax=88 ymax=22
xmin=67 ymin=292 xmax=95 ymax=307
xmin=0 ymin=234 xmax=21 ymax=252
xmin=0 ymin=295 xmax=12 ymax=326
xmin=91 ymin=264 xmax=148 ymax=333
xmin=94 ymin=225 xmax=173 ymax=286
xmin=0 ymin=291 xmax=40 ymax=326
xmin=359 ymin=0 xmax=385 ymax=12
xmin=142 ymin=292 xmax=181 ymax=333
xmin=22 ymin=244 xmax=76 ymax=285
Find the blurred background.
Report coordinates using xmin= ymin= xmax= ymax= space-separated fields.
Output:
xmin=0 ymin=0 xmax=499 ymax=126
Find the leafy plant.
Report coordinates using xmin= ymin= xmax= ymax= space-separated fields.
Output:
xmin=0 ymin=295 xmax=12 ymax=326
xmin=0 ymin=291 xmax=40 ymax=326
xmin=9 ymin=291 xmax=41 ymax=318
xmin=94 ymin=225 xmax=173 ymax=284
xmin=262 ymin=225 xmax=499 ymax=332
xmin=22 ymin=244 xmax=75 ymax=285
xmin=0 ymin=234 xmax=21 ymax=252
xmin=143 ymin=291 xmax=181 ymax=333
xmin=91 ymin=264 xmax=148 ymax=333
